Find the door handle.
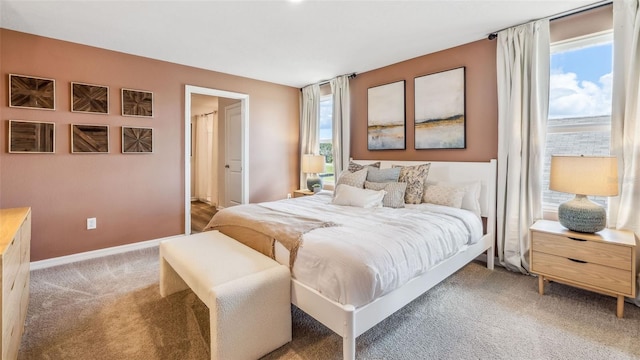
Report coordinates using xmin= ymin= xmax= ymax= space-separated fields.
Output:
xmin=225 ymin=165 xmax=230 ymax=168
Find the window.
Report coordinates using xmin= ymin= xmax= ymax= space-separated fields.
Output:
xmin=319 ymin=94 xmax=334 ymax=184
xmin=543 ymin=31 xmax=613 ymax=214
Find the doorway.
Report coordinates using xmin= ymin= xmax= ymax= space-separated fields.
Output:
xmin=184 ymin=85 xmax=249 ymax=235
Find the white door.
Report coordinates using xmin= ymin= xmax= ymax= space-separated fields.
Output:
xmin=225 ymin=103 xmax=243 ymax=207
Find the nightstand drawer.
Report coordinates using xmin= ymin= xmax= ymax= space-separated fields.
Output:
xmin=532 ymin=251 xmax=633 ymax=295
xmin=532 ymin=232 xmax=632 ymax=271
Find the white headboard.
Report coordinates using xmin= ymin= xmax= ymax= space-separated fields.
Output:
xmin=351 ymin=159 xmax=497 ymax=220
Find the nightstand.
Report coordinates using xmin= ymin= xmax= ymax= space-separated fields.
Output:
xmin=293 ymin=189 xmax=314 ymax=198
xmin=530 ymin=220 xmax=637 ymax=318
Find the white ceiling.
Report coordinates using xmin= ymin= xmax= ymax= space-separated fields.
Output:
xmin=0 ymin=0 xmax=602 ymax=88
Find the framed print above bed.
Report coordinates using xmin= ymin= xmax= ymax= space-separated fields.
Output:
xmin=122 ymin=126 xmax=153 ymax=153
xmin=8 ymin=120 xmax=55 ymax=153
xmin=71 ymin=124 xmax=109 ymax=153
xmin=121 ymin=88 xmax=153 ymax=118
xmin=367 ymin=80 xmax=405 ymax=150
xmin=71 ymin=82 xmax=109 ymax=114
xmin=414 ymin=67 xmax=465 ymax=149
xmin=9 ymin=74 xmax=56 ymax=110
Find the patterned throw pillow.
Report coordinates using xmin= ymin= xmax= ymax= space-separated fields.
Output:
xmin=366 ymin=167 xmax=401 ymax=183
xmin=393 ymin=163 xmax=430 ymax=204
xmin=422 ymin=184 xmax=466 ymax=208
xmin=364 ymin=181 xmax=407 ymax=208
xmin=348 ymin=161 xmax=381 ymax=173
xmin=335 ymin=168 xmax=368 ymax=190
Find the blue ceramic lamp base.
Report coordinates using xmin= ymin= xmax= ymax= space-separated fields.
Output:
xmin=306 ymin=175 xmax=322 ymax=192
xmin=558 ymin=194 xmax=606 ymax=233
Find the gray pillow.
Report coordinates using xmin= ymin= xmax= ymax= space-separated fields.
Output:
xmin=364 ymin=181 xmax=407 ymax=208
xmin=366 ymin=167 xmax=401 ymax=183
xmin=335 ymin=168 xmax=368 ymax=190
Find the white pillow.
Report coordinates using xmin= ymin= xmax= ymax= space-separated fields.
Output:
xmin=424 ymin=180 xmax=482 ymax=216
xmin=332 ymin=184 xmax=386 ymax=208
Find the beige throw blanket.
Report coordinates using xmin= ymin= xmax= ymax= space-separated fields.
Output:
xmin=205 ymin=204 xmax=337 ymax=267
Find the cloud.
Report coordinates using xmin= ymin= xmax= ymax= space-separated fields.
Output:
xmin=548 ymin=70 xmax=612 ymax=119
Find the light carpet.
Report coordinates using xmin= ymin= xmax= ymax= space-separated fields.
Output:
xmin=19 ymin=247 xmax=640 ymax=359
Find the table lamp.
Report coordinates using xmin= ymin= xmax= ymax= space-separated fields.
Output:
xmin=549 ymin=155 xmax=618 ymax=233
xmin=302 ymin=154 xmax=325 ymax=191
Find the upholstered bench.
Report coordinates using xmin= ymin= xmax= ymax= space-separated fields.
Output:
xmin=159 ymin=230 xmax=291 ymax=360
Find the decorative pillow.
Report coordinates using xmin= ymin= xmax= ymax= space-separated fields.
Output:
xmin=365 ymin=181 xmax=407 ymax=208
xmin=348 ymin=161 xmax=381 ymax=173
xmin=332 ymin=184 xmax=385 ymax=208
xmin=422 ymin=184 xmax=466 ymax=208
xmin=425 ymin=180 xmax=482 ymax=216
xmin=335 ymin=168 xmax=368 ymax=190
xmin=366 ymin=167 xmax=401 ymax=183
xmin=393 ymin=163 xmax=431 ymax=204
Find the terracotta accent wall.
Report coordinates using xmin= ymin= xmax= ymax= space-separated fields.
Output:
xmin=350 ymin=39 xmax=498 ymax=162
xmin=0 ymin=29 xmax=299 ymax=261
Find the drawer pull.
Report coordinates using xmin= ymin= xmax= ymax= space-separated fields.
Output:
xmin=568 ymin=237 xmax=587 ymax=242
xmin=568 ymin=258 xmax=588 ymax=264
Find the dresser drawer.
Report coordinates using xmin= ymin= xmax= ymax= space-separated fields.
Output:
xmin=20 ymin=212 xmax=31 ymax=263
xmin=532 ymin=232 xmax=632 ymax=271
xmin=2 ymin=233 xmax=21 ymax=294
xmin=532 ymin=251 xmax=633 ymax=296
xmin=3 ymin=269 xmax=27 ymax=337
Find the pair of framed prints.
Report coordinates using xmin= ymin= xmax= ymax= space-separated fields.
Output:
xmin=7 ymin=120 xmax=153 ymax=154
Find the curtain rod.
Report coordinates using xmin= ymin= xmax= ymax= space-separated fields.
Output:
xmin=301 ymin=72 xmax=358 ymax=90
xmin=202 ymin=110 xmax=217 ymax=116
xmin=487 ymin=0 xmax=612 ymax=40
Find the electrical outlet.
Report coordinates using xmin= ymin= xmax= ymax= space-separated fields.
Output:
xmin=287 ymin=193 xmax=292 ymax=199
xmin=87 ymin=217 xmax=97 ymax=230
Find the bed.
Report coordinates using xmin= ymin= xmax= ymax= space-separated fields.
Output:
xmin=207 ymin=159 xmax=497 ymax=360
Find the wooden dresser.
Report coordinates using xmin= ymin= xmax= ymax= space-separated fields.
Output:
xmin=0 ymin=208 xmax=31 ymax=359
xmin=530 ymin=220 xmax=636 ymax=318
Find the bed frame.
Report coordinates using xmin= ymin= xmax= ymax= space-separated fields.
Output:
xmin=290 ymin=159 xmax=497 ymax=360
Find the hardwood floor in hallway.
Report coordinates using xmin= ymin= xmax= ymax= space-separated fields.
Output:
xmin=191 ymin=200 xmax=217 ymax=233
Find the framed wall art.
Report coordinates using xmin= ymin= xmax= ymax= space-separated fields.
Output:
xmin=9 ymin=74 xmax=56 ymax=110
xmin=121 ymin=88 xmax=153 ymax=117
xmin=71 ymin=124 xmax=109 ymax=153
xmin=367 ymin=80 xmax=405 ymax=150
xmin=414 ymin=67 xmax=466 ymax=149
xmin=71 ymin=82 xmax=109 ymax=114
xmin=8 ymin=120 xmax=55 ymax=153
xmin=122 ymin=126 xmax=153 ymax=153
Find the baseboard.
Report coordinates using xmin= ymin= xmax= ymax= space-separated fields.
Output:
xmin=30 ymin=234 xmax=183 ymax=270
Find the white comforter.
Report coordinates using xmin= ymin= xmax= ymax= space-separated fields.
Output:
xmin=260 ymin=191 xmax=483 ymax=307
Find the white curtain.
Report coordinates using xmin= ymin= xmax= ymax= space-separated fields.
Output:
xmin=194 ymin=114 xmax=214 ymax=203
xmin=496 ymin=19 xmax=550 ymax=274
xmin=330 ymin=75 xmax=350 ymax=177
xmin=300 ymin=84 xmax=321 ymax=189
xmin=610 ymin=0 xmax=640 ymax=305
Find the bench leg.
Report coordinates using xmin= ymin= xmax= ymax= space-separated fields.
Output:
xmin=159 ymin=255 xmax=189 ymax=297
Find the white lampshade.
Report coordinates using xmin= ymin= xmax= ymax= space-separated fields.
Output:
xmin=301 ymin=154 xmax=325 ymax=174
xmin=550 ymin=155 xmax=618 ymax=196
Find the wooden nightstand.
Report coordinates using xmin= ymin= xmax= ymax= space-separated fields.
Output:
xmin=530 ymin=220 xmax=637 ymax=318
xmin=293 ymin=189 xmax=314 ymax=198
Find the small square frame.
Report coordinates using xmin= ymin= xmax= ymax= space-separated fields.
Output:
xmin=71 ymin=82 xmax=109 ymax=114
xmin=9 ymin=74 xmax=56 ymax=110
xmin=71 ymin=124 xmax=110 ymax=153
xmin=121 ymin=88 xmax=153 ymax=117
xmin=8 ymin=120 xmax=55 ymax=153
xmin=122 ymin=126 xmax=153 ymax=153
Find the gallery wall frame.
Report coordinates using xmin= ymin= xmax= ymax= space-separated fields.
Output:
xmin=367 ymin=80 xmax=406 ymax=150
xmin=122 ymin=126 xmax=153 ymax=153
xmin=8 ymin=120 xmax=55 ymax=153
xmin=71 ymin=124 xmax=110 ymax=153
xmin=414 ymin=67 xmax=466 ymax=150
xmin=121 ymin=88 xmax=153 ymax=118
xmin=71 ymin=82 xmax=109 ymax=114
xmin=9 ymin=74 xmax=56 ymax=110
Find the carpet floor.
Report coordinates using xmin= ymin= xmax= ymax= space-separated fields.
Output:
xmin=19 ymin=247 xmax=640 ymax=359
